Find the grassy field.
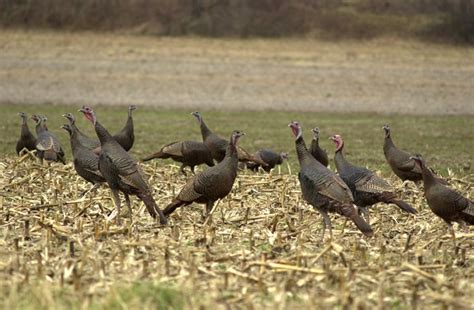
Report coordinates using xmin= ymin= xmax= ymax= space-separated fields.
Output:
xmin=0 ymin=103 xmax=473 ymax=308
xmin=1 ymin=103 xmax=473 ymax=175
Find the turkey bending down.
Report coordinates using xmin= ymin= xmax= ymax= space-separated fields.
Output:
xmin=62 ymin=123 xmax=106 ymax=195
xmin=289 ymin=121 xmax=373 ymax=240
xmin=32 ymin=115 xmax=66 ymax=164
xmin=245 ymin=149 xmax=288 ymax=172
xmin=63 ymin=113 xmax=100 ymax=150
xmin=16 ymin=112 xmax=37 ymax=155
xmin=112 ymin=105 xmax=136 ymax=151
xmin=142 ymin=140 xmax=215 ymax=175
xmin=411 ymin=155 xmax=473 ymax=242
xmin=163 ymin=130 xmax=244 ymax=217
xmin=79 ymin=106 xmax=167 ymax=224
xmin=330 ymin=134 xmax=417 ymax=223
xmin=191 ymin=111 xmax=267 ymax=167
xmin=310 ymin=127 xmax=329 ymax=167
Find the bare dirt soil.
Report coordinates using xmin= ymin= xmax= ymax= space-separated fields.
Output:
xmin=0 ymin=30 xmax=473 ymax=115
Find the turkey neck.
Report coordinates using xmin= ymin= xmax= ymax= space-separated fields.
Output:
xmin=312 ymin=136 xmax=320 ymax=146
xmin=20 ymin=119 xmax=32 ymax=138
xmin=124 ymin=114 xmax=134 ymax=133
xmin=68 ymin=128 xmax=82 ymax=152
xmin=334 ymin=145 xmax=351 ymax=173
xmin=71 ymin=122 xmax=83 ymax=136
xmin=295 ymin=136 xmax=313 ymax=166
xmin=35 ymin=121 xmax=45 ymax=135
xmin=94 ymin=121 xmax=115 ymax=146
xmin=383 ymin=134 xmax=396 ymax=153
xmin=199 ymin=119 xmax=213 ymax=141
xmin=420 ymin=163 xmax=438 ymax=190
xmin=221 ymin=140 xmax=239 ymax=170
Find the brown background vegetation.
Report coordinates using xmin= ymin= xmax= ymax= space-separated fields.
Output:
xmin=0 ymin=0 xmax=473 ymax=43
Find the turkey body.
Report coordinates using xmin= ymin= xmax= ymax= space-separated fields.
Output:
xmin=16 ymin=112 xmax=37 ymax=155
xmin=414 ymin=155 xmax=473 ymax=227
xmin=245 ymin=149 xmax=287 ymax=172
xmin=142 ymin=140 xmax=214 ymax=174
xmin=33 ymin=115 xmax=65 ymax=164
xmin=331 ymin=135 xmax=417 ymax=222
xmin=164 ymin=131 xmax=243 ymax=217
xmin=289 ymin=121 xmax=373 ymax=239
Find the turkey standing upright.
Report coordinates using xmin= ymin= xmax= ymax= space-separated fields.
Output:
xmin=113 ymin=105 xmax=136 ymax=151
xmin=330 ymin=134 xmax=417 ymax=223
xmin=310 ymin=127 xmax=329 ymax=167
xmin=289 ymin=121 xmax=373 ymax=239
xmin=191 ymin=111 xmax=267 ymax=166
xmin=164 ymin=130 xmax=244 ymax=217
xmin=63 ymin=113 xmax=100 ymax=150
xmin=62 ymin=123 xmax=105 ymax=195
xmin=383 ymin=125 xmax=423 ymax=183
xmin=32 ymin=115 xmax=65 ymax=164
xmin=411 ymin=155 xmax=473 ymax=241
xmin=16 ymin=112 xmax=37 ymax=155
xmin=79 ymin=106 xmax=167 ymax=224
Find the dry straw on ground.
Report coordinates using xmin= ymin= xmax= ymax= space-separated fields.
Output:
xmin=0 ymin=153 xmax=473 ymax=308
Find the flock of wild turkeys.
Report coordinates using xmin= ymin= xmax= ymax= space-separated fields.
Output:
xmin=15 ymin=106 xmax=473 ymax=241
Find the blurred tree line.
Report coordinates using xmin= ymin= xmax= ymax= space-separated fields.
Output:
xmin=0 ymin=0 xmax=472 ymax=43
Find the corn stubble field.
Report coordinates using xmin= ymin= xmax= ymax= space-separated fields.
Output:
xmin=0 ymin=149 xmax=473 ymax=308
xmin=0 ymin=30 xmax=473 ymax=308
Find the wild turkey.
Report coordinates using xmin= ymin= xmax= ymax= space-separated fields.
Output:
xmin=31 ymin=115 xmax=65 ymax=164
xmin=16 ymin=112 xmax=37 ymax=155
xmin=62 ymin=124 xmax=105 ymax=194
xmin=245 ymin=149 xmax=288 ymax=172
xmin=112 ymin=105 xmax=136 ymax=151
xmin=383 ymin=125 xmax=423 ymax=183
xmin=142 ymin=140 xmax=214 ymax=175
xmin=289 ymin=121 xmax=373 ymax=239
xmin=63 ymin=113 xmax=100 ymax=150
xmin=79 ymin=106 xmax=167 ymax=224
xmin=164 ymin=130 xmax=244 ymax=217
xmin=411 ymin=155 xmax=473 ymax=240
xmin=310 ymin=127 xmax=329 ymax=167
xmin=191 ymin=111 xmax=267 ymax=166
xmin=330 ymin=134 xmax=417 ymax=223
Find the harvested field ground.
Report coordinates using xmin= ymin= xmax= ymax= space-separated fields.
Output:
xmin=0 ymin=31 xmax=474 ymax=115
xmin=0 ymin=30 xmax=473 ymax=308
xmin=0 ymin=155 xmax=473 ymax=308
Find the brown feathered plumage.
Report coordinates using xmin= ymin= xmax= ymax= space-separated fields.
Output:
xmin=331 ymin=134 xmax=417 ymax=223
xmin=191 ymin=112 xmax=267 ymax=166
xmin=310 ymin=127 xmax=329 ymax=167
xmin=289 ymin=121 xmax=373 ymax=240
xmin=16 ymin=112 xmax=37 ymax=155
xmin=142 ymin=140 xmax=214 ymax=174
xmin=80 ymin=106 xmax=167 ymax=224
xmin=32 ymin=115 xmax=65 ymax=164
xmin=164 ymin=131 xmax=244 ymax=217
xmin=412 ymin=155 xmax=473 ymax=229
xmin=112 ymin=105 xmax=136 ymax=151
